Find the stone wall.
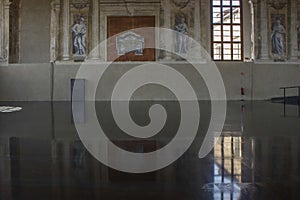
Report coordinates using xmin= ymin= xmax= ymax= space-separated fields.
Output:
xmin=0 ymin=0 xmax=300 ymax=101
xmin=0 ymin=0 xmax=299 ymax=63
xmin=1 ymin=62 xmax=300 ymax=101
xmin=19 ymin=0 xmax=51 ymax=63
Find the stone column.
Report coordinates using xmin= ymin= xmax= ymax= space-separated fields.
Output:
xmin=50 ymin=1 xmax=58 ymax=62
xmin=290 ymin=0 xmax=298 ymax=61
xmin=89 ymin=0 xmax=100 ymax=60
xmin=193 ymin=0 xmax=203 ymax=61
xmin=60 ymin=0 xmax=72 ymax=61
xmin=259 ymin=0 xmax=269 ymax=60
xmin=193 ymin=0 xmax=201 ymax=44
xmin=0 ymin=0 xmax=11 ymax=65
xmin=0 ymin=0 xmax=3 ymax=62
xmin=201 ymin=0 xmax=211 ymax=55
xmin=161 ymin=0 xmax=172 ymax=60
xmin=249 ymin=0 xmax=257 ymax=60
xmin=163 ymin=0 xmax=171 ymax=32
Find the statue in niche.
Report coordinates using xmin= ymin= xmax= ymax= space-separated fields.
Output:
xmin=174 ymin=15 xmax=188 ymax=54
xmin=271 ymin=18 xmax=286 ymax=57
xmin=72 ymin=16 xmax=87 ymax=56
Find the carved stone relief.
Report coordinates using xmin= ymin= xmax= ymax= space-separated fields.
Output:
xmin=172 ymin=0 xmax=190 ymax=9
xmin=267 ymin=0 xmax=288 ymax=10
xmin=116 ymin=31 xmax=145 ymax=55
xmin=71 ymin=0 xmax=89 ymax=10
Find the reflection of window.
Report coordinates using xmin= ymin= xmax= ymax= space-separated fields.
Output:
xmin=213 ymin=136 xmax=242 ymax=199
xmin=211 ymin=0 xmax=243 ymax=61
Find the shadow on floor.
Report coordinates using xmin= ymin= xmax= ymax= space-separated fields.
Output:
xmin=271 ymin=96 xmax=300 ymax=105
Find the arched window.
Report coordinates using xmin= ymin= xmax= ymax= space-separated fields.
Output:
xmin=211 ymin=0 xmax=243 ymax=61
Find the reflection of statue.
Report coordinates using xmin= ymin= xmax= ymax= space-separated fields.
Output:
xmin=72 ymin=17 xmax=87 ymax=56
xmin=174 ymin=17 xmax=188 ymax=54
xmin=271 ymin=19 xmax=286 ymax=56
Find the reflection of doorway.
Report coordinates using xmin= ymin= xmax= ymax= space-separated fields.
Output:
xmin=107 ymin=16 xmax=155 ymax=61
xmin=108 ymin=140 xmax=157 ymax=181
xmin=9 ymin=0 xmax=20 ymax=63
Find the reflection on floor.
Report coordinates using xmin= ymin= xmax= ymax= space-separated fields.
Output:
xmin=0 ymin=106 xmax=22 ymax=113
xmin=0 ymin=101 xmax=299 ymax=200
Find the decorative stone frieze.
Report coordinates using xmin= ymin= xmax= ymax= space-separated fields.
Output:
xmin=267 ymin=0 xmax=287 ymax=10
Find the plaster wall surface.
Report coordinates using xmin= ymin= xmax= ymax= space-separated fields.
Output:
xmin=0 ymin=64 xmax=51 ymax=101
xmin=1 ymin=63 xmax=300 ymax=101
xmin=19 ymin=0 xmax=50 ymax=63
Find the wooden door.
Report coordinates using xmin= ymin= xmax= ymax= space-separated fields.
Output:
xmin=107 ymin=16 xmax=155 ymax=62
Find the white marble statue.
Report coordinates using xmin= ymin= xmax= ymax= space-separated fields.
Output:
xmin=271 ymin=19 xmax=286 ymax=56
xmin=174 ymin=17 xmax=188 ymax=54
xmin=72 ymin=17 xmax=87 ymax=56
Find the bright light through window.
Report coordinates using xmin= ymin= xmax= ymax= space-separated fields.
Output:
xmin=212 ymin=0 xmax=243 ymax=61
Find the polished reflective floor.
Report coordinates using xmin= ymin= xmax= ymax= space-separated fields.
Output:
xmin=0 ymin=101 xmax=300 ymax=200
